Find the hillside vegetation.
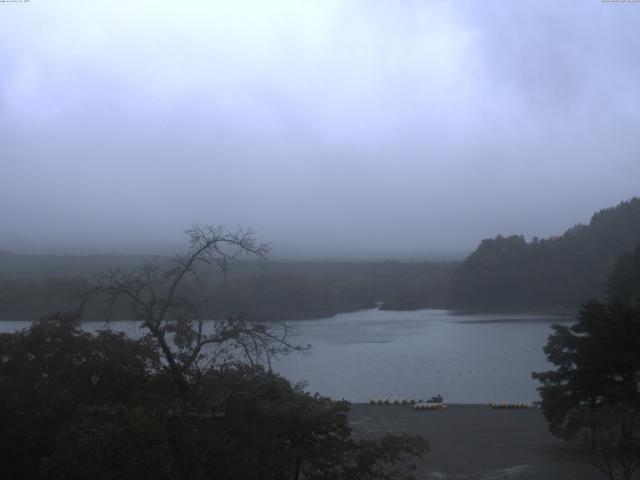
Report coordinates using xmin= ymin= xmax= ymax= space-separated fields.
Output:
xmin=448 ymin=197 xmax=640 ymax=309
xmin=0 ymin=257 xmax=455 ymax=321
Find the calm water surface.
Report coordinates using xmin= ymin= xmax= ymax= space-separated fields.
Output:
xmin=1 ymin=308 xmax=574 ymax=404
xmin=275 ymin=308 xmax=573 ymax=403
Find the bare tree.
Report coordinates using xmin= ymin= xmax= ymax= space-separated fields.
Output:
xmin=88 ymin=224 xmax=306 ymax=404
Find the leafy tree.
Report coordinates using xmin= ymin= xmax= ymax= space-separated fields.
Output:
xmin=0 ymin=316 xmax=428 ymax=480
xmin=0 ymin=226 xmax=428 ymax=479
xmin=40 ymin=405 xmax=177 ymax=480
xmin=0 ymin=313 xmax=158 ymax=480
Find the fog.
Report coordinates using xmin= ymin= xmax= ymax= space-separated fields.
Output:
xmin=1 ymin=0 xmax=639 ymax=259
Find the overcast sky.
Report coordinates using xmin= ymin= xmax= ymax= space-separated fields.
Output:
xmin=1 ymin=0 xmax=639 ymax=258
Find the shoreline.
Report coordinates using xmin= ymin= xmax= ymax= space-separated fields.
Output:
xmin=0 ymin=304 xmax=579 ymax=322
xmin=348 ymin=403 xmax=600 ymax=479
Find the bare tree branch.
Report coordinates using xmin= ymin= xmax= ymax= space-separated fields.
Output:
xmin=86 ymin=224 xmax=302 ymax=405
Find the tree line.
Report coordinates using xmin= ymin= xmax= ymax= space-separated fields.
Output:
xmin=449 ymin=197 xmax=640 ymax=309
xmin=0 ymin=257 xmax=455 ymax=321
xmin=1 ymin=197 xmax=639 ymax=319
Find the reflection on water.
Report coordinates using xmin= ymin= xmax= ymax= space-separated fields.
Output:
xmin=0 ymin=308 xmax=574 ymax=403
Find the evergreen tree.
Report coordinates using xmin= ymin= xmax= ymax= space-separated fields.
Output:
xmin=532 ymin=244 xmax=640 ymax=479
xmin=608 ymin=243 xmax=640 ymax=306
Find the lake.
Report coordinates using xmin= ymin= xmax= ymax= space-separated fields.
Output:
xmin=0 ymin=308 xmax=574 ymax=404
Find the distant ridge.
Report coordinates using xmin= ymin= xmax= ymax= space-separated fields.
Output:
xmin=448 ymin=197 xmax=640 ymax=309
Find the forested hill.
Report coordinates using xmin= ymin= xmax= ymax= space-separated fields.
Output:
xmin=448 ymin=197 xmax=640 ymax=309
xmin=0 ymin=256 xmax=455 ymax=321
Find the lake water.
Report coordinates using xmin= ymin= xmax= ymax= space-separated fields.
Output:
xmin=275 ymin=309 xmax=574 ymax=404
xmin=0 ymin=308 xmax=574 ymax=404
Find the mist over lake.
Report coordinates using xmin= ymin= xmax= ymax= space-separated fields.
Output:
xmin=2 ymin=2 xmax=640 ymax=477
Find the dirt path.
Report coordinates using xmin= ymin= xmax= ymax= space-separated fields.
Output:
xmin=348 ymin=404 xmax=603 ymax=480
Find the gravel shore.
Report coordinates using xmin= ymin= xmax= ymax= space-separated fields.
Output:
xmin=348 ymin=404 xmax=603 ymax=480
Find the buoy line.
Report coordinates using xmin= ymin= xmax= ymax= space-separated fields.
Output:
xmin=489 ymin=402 xmax=530 ymax=409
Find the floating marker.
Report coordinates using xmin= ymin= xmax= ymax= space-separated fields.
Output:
xmin=489 ymin=402 xmax=529 ymax=409
xmin=414 ymin=402 xmax=447 ymax=411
